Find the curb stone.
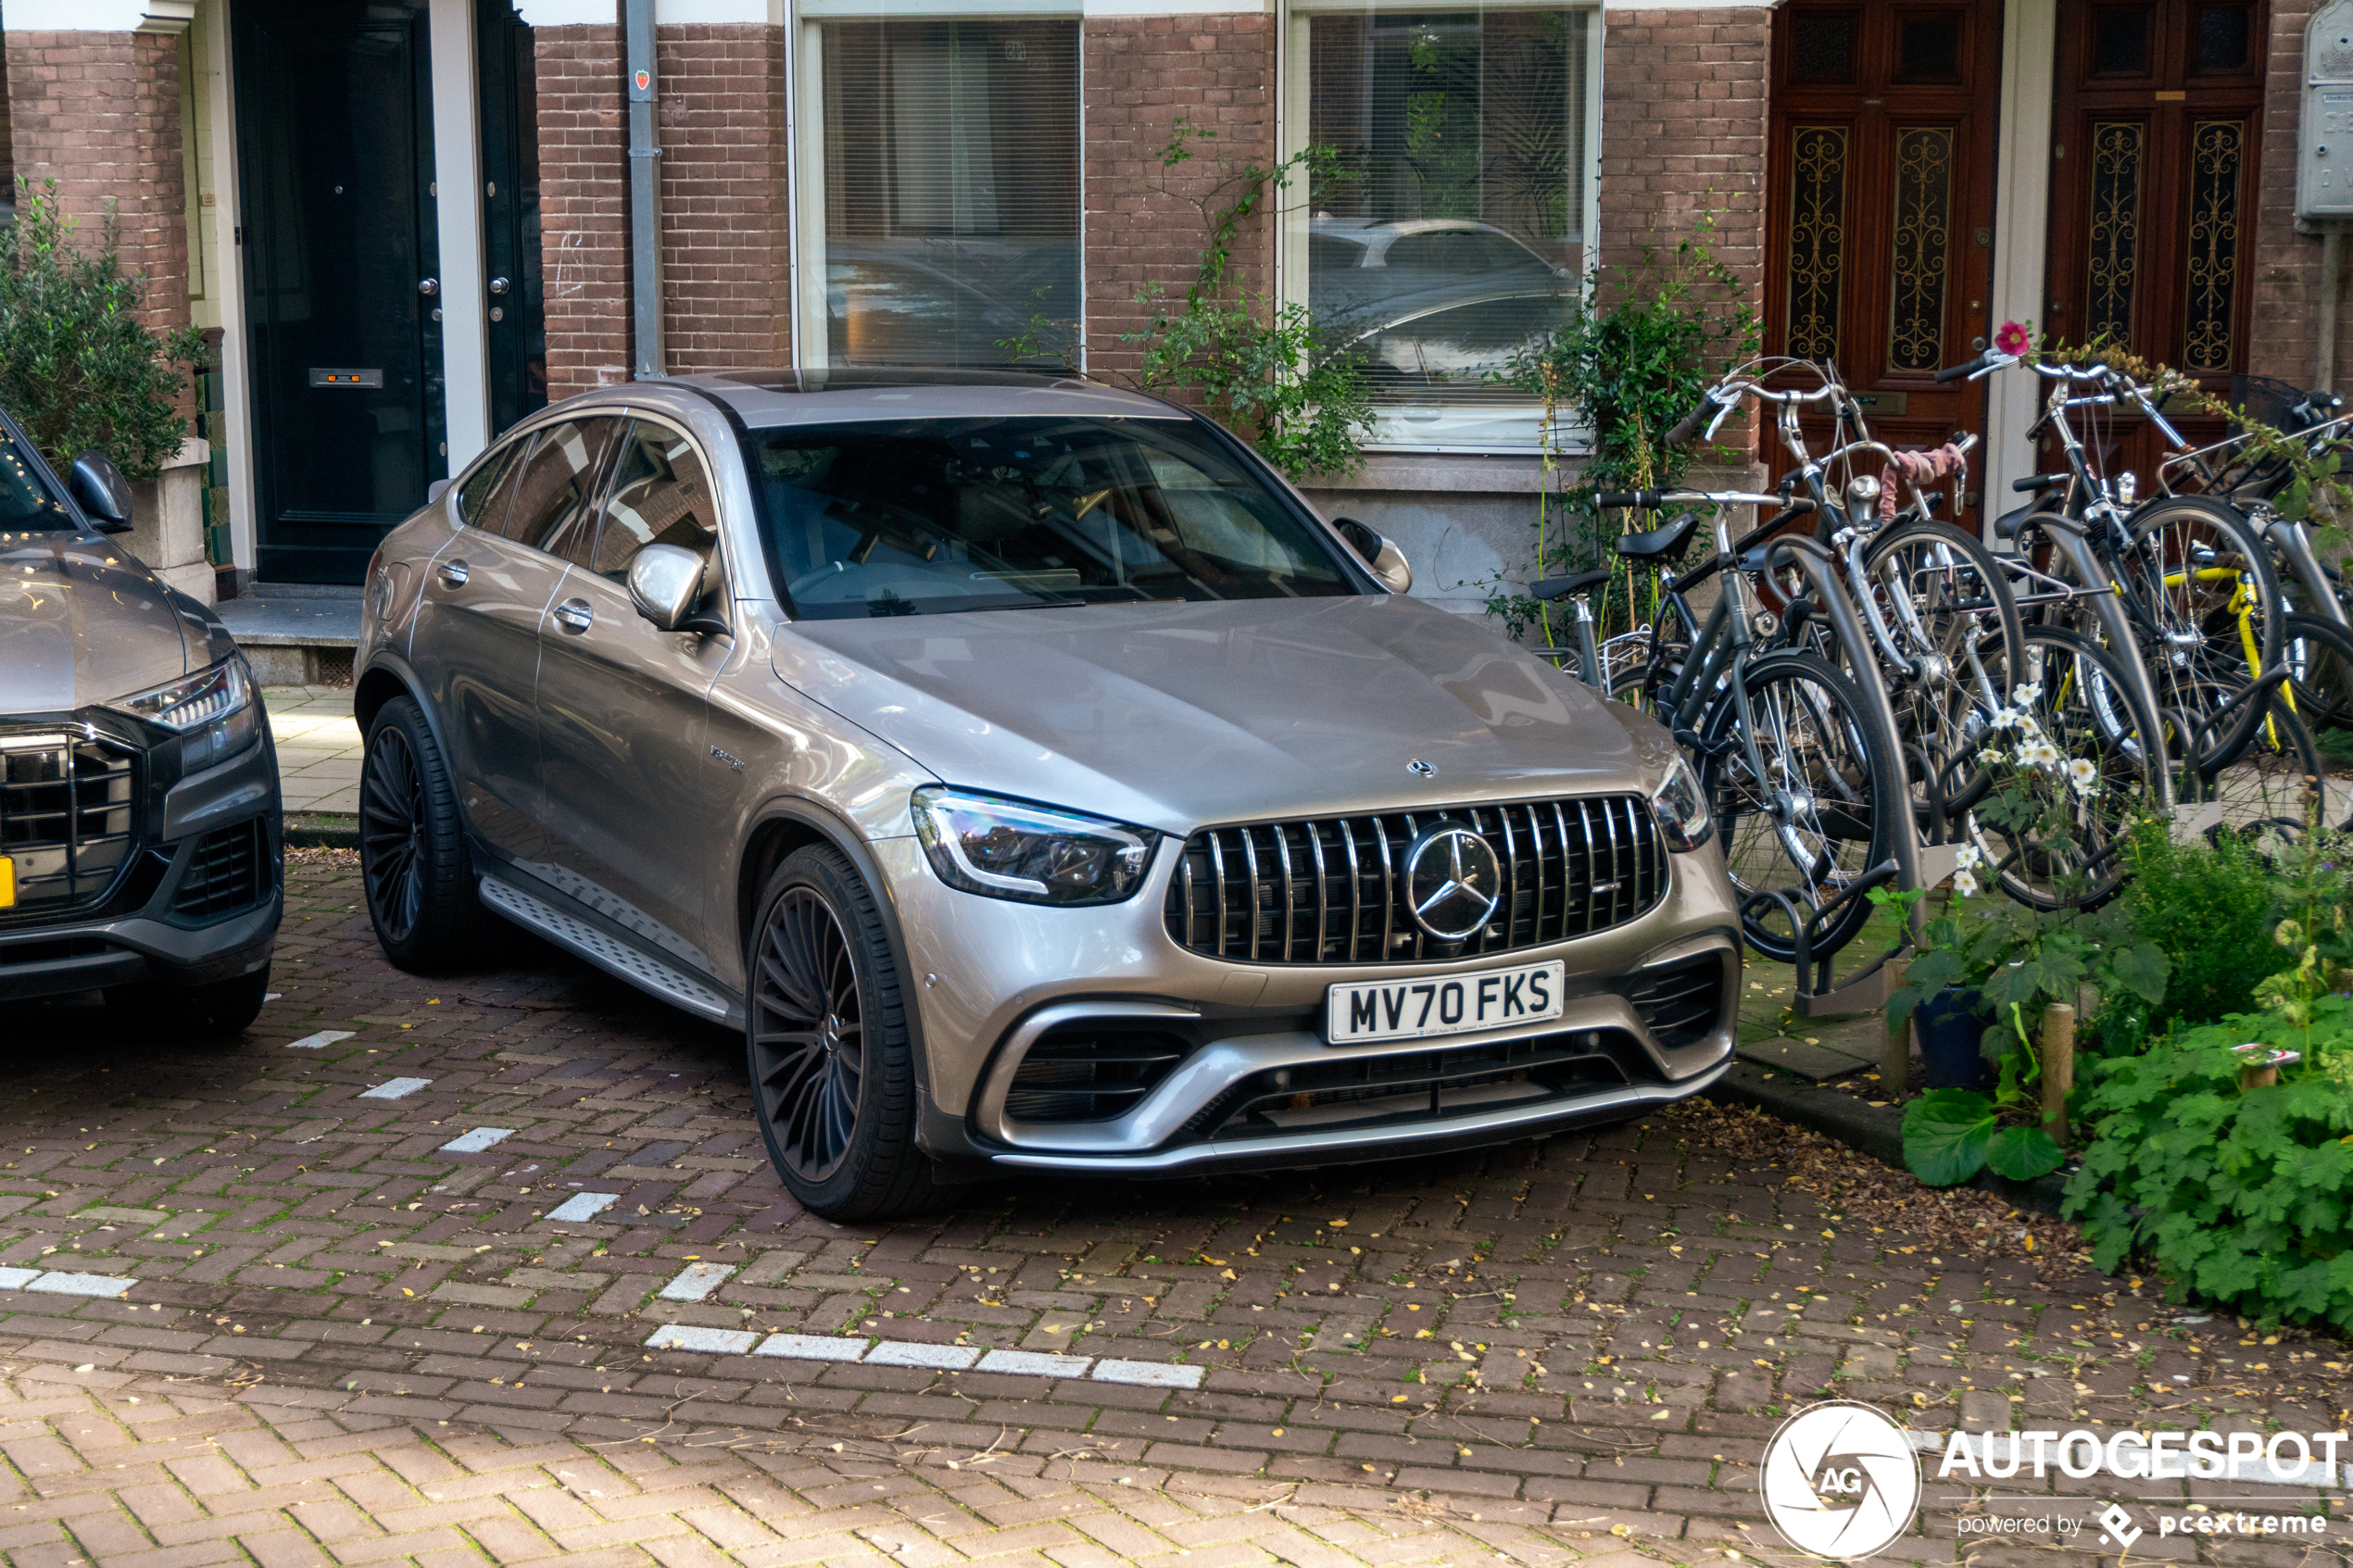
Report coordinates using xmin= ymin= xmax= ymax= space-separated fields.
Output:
xmin=1703 ymin=1061 xmax=2071 ymax=1218
xmin=284 ymin=812 xmax=359 ymax=849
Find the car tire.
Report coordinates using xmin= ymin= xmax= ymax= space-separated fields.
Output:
xmin=746 ymin=845 xmax=962 ymax=1221
xmin=107 ymin=965 xmax=271 ymax=1039
xmin=361 ymin=696 xmax=498 ymax=974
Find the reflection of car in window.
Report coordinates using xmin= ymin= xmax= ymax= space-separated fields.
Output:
xmin=825 ymin=245 xmax=1075 ymax=369
xmin=1328 ymin=286 xmax=1575 ymax=406
xmin=1308 ymin=218 xmax=1566 ymax=302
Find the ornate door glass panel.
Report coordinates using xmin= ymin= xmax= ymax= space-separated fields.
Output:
xmin=1791 ymin=13 xmax=1858 ymax=82
xmin=2084 ymin=120 xmax=2145 ymax=349
xmin=2182 ymin=119 xmax=2245 ymax=371
xmin=1886 ymin=127 xmax=1953 ymax=371
xmin=1786 ymin=126 xmax=1849 ymax=363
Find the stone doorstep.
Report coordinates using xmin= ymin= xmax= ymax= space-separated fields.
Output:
xmin=1734 ymin=1036 xmax=1874 ymax=1083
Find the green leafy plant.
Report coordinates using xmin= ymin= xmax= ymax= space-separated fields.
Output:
xmin=1881 ymin=737 xmax=2170 ymax=1187
xmin=2065 ymin=996 xmax=2353 ymax=1328
xmin=1467 ymin=214 xmax=1759 ymax=646
xmin=1119 ymin=120 xmax=1373 ymax=481
xmin=2117 ymin=817 xmax=2293 ymax=1035
xmin=0 ymin=180 xmax=205 ymax=481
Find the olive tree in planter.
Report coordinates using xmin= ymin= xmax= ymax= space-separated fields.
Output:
xmin=0 ymin=180 xmax=206 ymax=483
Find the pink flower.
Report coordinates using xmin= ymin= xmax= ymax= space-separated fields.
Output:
xmin=1994 ymin=320 xmax=2033 ymax=357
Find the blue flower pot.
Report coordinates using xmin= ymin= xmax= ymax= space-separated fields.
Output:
xmin=1917 ymin=988 xmax=1995 ymax=1089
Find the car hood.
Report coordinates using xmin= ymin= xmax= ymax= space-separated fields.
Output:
xmin=771 ymin=595 xmax=1660 ymax=834
xmin=0 ymin=533 xmax=196 ymax=717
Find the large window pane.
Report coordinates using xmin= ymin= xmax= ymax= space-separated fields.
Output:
xmin=1306 ymin=10 xmax=1584 ymax=410
xmin=820 ymin=19 xmax=1079 ymax=370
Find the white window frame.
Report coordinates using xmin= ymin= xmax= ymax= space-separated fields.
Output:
xmin=786 ymin=0 xmax=1089 ymax=373
xmin=1278 ymin=0 xmax=1603 ymax=454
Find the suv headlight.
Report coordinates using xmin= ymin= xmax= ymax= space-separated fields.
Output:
xmin=109 ymin=656 xmax=258 ymax=771
xmin=1652 ymin=754 xmax=1712 ymax=851
xmin=912 ymin=786 xmax=1156 ymax=906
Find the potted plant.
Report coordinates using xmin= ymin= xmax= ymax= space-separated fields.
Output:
xmin=1879 ymin=693 xmax=2171 ymax=1186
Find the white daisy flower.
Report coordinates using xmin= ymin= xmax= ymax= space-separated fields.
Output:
xmin=2011 ymin=683 xmax=2042 ymax=706
xmin=1953 ymin=869 xmax=1979 ymax=897
xmin=2067 ymin=758 xmax=2099 ymax=794
xmin=1954 ymin=845 xmax=1982 ymax=870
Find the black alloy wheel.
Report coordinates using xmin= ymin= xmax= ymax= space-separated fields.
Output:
xmin=745 ymin=845 xmax=960 ymax=1220
xmin=750 ymin=884 xmax=866 ymax=1184
xmin=359 ymin=696 xmax=497 ymax=973
xmin=362 ymin=722 xmax=427 ymax=945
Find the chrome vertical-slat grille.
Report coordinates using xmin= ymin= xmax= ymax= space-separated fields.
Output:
xmin=0 ymin=731 xmax=138 ymax=917
xmin=1162 ymin=795 xmax=1667 ymax=964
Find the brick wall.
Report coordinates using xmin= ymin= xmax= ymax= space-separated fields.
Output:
xmin=1596 ymin=8 xmax=1769 ymax=456
xmin=536 ymin=24 xmax=631 ymax=402
xmin=1082 ymin=14 xmax=1275 ymax=386
xmin=3 ymin=30 xmax=189 ymax=336
xmin=654 ymin=24 xmax=789 ymax=375
xmin=2250 ymin=0 xmax=2350 ymax=391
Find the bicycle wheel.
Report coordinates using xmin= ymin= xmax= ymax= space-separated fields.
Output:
xmin=2283 ymin=612 xmax=2353 ymax=731
xmin=1699 ymin=650 xmax=1899 ymax=962
xmin=1965 ymin=624 xmax=2162 ymax=911
xmin=1862 ymin=517 xmax=2028 ymax=832
xmin=2117 ymin=497 xmax=2284 ymax=744
xmin=2173 ymin=679 xmax=2334 ymax=837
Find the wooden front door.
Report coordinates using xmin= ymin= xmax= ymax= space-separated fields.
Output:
xmin=1765 ymin=2 xmax=2006 ymax=519
xmin=2042 ymin=0 xmax=2267 ymax=487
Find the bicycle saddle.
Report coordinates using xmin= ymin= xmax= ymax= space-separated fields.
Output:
xmin=1994 ymin=504 xmax=2062 ymax=541
xmin=1613 ymin=511 xmax=1700 ymax=562
xmin=1530 ymin=569 xmax=1615 ymax=601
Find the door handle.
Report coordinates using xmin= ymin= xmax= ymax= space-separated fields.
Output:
xmin=418 ymin=277 xmax=439 ymax=296
xmin=437 ymin=559 xmax=470 ymax=588
xmin=488 ymin=276 xmax=510 ymax=295
xmin=552 ymin=598 xmax=594 ymax=633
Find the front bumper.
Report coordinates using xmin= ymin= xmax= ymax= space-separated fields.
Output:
xmin=2 ymin=733 xmax=283 ymax=1002
xmin=880 ymin=833 xmax=1743 ymax=1179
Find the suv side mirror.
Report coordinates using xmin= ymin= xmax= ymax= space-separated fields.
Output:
xmin=1335 ymin=517 xmax=1413 ymax=595
xmin=627 ymin=542 xmax=729 ymax=636
xmin=68 ymin=450 xmax=133 ymax=533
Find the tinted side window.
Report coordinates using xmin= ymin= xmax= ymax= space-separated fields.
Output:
xmin=504 ymin=418 xmax=625 ymax=561
xmin=455 ymin=438 xmax=526 ymax=533
xmin=590 ymin=420 xmax=719 ymax=583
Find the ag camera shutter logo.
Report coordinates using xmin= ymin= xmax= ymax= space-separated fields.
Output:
xmin=1760 ymin=1401 xmax=1922 ymax=1560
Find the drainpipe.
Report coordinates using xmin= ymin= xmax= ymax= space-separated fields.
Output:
xmin=624 ymin=0 xmax=666 ymax=379
xmin=2322 ymin=226 xmax=2343 ymax=395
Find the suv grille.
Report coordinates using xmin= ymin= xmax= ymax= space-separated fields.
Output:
xmin=1628 ymin=955 xmax=1725 ymax=1050
xmin=0 ymin=732 xmax=137 ymax=915
xmin=1164 ymin=796 xmax=1666 ymax=965
xmin=171 ymin=820 xmax=270 ymax=922
xmin=1185 ymin=1031 xmax=1640 ymax=1141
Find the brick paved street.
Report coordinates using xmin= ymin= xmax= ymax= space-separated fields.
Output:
xmin=8 ymin=851 xmax=2347 ymax=1566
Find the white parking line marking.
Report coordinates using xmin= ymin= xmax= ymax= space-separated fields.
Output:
xmin=756 ymin=1335 xmax=868 ymax=1361
xmin=640 ymin=1331 xmax=1199 ymax=1388
xmin=976 ymin=1349 xmax=1091 ymax=1378
xmin=23 ymin=1273 xmax=136 ymax=1298
xmin=439 ymin=1127 xmax=515 ymax=1153
xmin=358 ymin=1078 xmax=432 ymax=1099
xmin=659 ymin=1263 xmax=734 ymax=1301
xmin=545 ymin=1192 xmax=619 ymax=1223
xmin=285 ymin=1030 xmax=354 ymax=1049
xmin=646 ymin=1325 xmax=758 ymax=1354
xmin=864 ymin=1342 xmax=981 ymax=1370
xmin=1092 ymin=1359 xmax=1205 ymax=1389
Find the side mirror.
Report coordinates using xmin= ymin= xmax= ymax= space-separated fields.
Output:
xmin=1335 ymin=517 xmax=1413 ymax=595
xmin=627 ymin=542 xmax=727 ymax=635
xmin=68 ymin=450 xmax=133 ymax=533
xmin=426 ymin=478 xmax=453 ymax=505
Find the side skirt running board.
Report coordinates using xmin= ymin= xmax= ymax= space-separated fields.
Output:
xmin=478 ymin=873 xmax=739 ymax=1027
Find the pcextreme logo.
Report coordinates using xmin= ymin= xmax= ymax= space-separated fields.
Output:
xmin=1760 ymin=1401 xmax=2347 ymax=1561
xmin=1760 ymin=1402 xmax=1922 ymax=1561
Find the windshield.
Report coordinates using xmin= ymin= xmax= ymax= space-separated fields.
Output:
xmin=749 ymin=416 xmax=1358 ymax=618
xmin=0 ymin=423 xmax=80 ymax=531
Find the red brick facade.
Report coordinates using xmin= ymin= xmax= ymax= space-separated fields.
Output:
xmin=654 ymin=23 xmax=791 ymax=375
xmin=535 ymin=24 xmax=632 ymax=403
xmin=2252 ymin=0 xmax=2350 ymax=391
xmin=3 ymin=30 xmax=190 ymax=338
xmin=1081 ymin=13 xmax=1276 ymax=386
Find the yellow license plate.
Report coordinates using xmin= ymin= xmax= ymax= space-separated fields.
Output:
xmin=0 ymin=856 xmax=13 ymax=909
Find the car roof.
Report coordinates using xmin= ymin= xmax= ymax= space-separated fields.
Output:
xmin=657 ymin=368 xmax=1188 ymax=430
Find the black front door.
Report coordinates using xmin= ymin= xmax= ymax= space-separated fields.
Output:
xmin=478 ymin=1 xmax=548 ymax=439
xmin=234 ymin=0 xmax=443 ymax=584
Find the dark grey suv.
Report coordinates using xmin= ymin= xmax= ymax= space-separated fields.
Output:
xmin=0 ymin=415 xmax=282 ymax=1033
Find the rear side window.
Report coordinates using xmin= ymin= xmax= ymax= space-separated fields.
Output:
xmin=455 ymin=438 xmax=526 ymax=533
xmin=503 ymin=418 xmax=625 ymax=561
xmin=589 ymin=420 xmax=719 ymax=582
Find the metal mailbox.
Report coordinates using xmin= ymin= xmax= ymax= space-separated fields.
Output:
xmin=2305 ymin=0 xmax=2353 ymax=219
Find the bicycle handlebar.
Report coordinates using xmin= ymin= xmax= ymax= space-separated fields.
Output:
xmin=1664 ymin=402 xmax=1712 ymax=446
xmin=1934 ymin=353 xmax=1988 ymax=384
xmin=1595 ymin=490 xmax=1818 ymax=515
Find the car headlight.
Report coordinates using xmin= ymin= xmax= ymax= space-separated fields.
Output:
xmin=1652 ymin=754 xmax=1712 ymax=851
xmin=912 ymin=786 xmax=1156 ymax=906
xmin=109 ymin=657 xmax=258 ymax=771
